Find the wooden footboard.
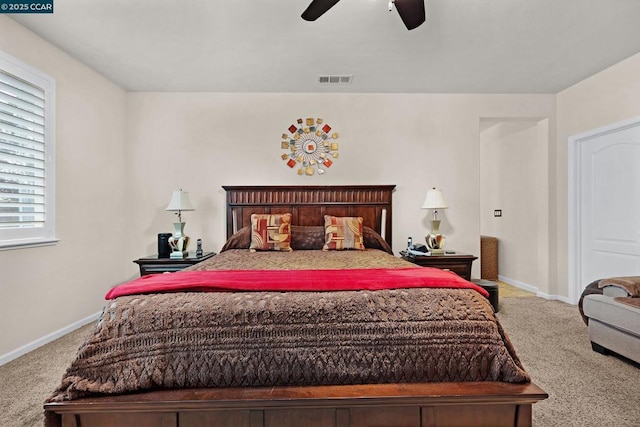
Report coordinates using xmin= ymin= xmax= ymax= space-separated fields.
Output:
xmin=45 ymin=381 xmax=547 ymax=427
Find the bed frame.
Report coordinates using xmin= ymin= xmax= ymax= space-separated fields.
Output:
xmin=44 ymin=185 xmax=547 ymax=427
xmin=223 ymin=185 xmax=395 ymax=247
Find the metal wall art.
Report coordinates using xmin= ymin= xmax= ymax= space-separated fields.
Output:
xmin=281 ymin=117 xmax=339 ymax=176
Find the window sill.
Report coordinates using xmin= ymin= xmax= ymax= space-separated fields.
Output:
xmin=0 ymin=238 xmax=60 ymax=251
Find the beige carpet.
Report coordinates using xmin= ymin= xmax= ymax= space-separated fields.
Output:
xmin=497 ymin=297 xmax=640 ymax=427
xmin=1 ymin=294 xmax=639 ymax=427
xmin=0 ymin=324 xmax=93 ymax=427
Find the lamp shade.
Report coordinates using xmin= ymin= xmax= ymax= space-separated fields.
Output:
xmin=165 ymin=190 xmax=195 ymax=212
xmin=421 ymin=187 xmax=448 ymax=210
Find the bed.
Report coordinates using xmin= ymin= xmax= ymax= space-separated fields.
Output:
xmin=44 ymin=185 xmax=547 ymax=427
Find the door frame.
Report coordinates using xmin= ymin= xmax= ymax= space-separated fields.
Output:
xmin=568 ymin=116 xmax=640 ymax=304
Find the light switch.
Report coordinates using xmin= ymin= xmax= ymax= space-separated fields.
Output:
xmin=494 ymin=209 xmax=502 ymax=217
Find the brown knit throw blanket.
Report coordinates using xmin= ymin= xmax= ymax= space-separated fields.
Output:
xmin=614 ymin=296 xmax=640 ymax=309
xmin=47 ymin=250 xmax=530 ymax=405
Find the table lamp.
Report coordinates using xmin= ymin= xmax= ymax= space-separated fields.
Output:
xmin=421 ymin=187 xmax=448 ymax=254
xmin=165 ymin=189 xmax=195 ymax=258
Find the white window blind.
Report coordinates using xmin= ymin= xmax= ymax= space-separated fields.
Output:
xmin=0 ymin=51 xmax=56 ymax=249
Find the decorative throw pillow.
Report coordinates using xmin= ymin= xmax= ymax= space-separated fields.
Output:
xmin=323 ymin=215 xmax=365 ymax=250
xmin=250 ymin=213 xmax=292 ymax=252
xmin=220 ymin=226 xmax=251 ymax=252
xmin=362 ymin=226 xmax=393 ymax=254
xmin=291 ymin=225 xmax=325 ymax=250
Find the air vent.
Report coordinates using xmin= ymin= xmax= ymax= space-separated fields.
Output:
xmin=318 ymin=75 xmax=353 ymax=85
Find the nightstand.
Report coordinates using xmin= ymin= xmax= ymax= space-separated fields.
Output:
xmin=399 ymin=250 xmax=477 ymax=281
xmin=133 ymin=252 xmax=215 ymax=276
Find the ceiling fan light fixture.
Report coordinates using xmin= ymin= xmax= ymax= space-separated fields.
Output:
xmin=301 ymin=0 xmax=425 ymax=30
xmin=394 ymin=0 xmax=426 ymax=30
xmin=301 ymin=0 xmax=341 ymax=21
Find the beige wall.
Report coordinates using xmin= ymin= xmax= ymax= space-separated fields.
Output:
xmin=555 ymin=52 xmax=640 ymax=299
xmin=125 ymin=93 xmax=556 ymax=282
xmin=0 ymin=17 xmax=129 ymax=358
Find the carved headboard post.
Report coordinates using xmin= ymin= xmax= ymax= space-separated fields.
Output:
xmin=223 ymin=185 xmax=395 ymax=248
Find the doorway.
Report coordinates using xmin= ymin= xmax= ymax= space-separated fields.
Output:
xmin=479 ymin=118 xmax=549 ymax=295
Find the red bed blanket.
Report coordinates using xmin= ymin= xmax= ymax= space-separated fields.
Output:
xmin=106 ymin=267 xmax=489 ymax=299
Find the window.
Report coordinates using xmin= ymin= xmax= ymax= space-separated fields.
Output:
xmin=0 ymin=51 xmax=56 ymax=249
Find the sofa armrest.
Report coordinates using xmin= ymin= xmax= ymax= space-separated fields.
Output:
xmin=602 ymin=285 xmax=632 ymax=298
xmin=598 ymin=277 xmax=640 ymax=297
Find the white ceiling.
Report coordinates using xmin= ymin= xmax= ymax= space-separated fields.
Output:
xmin=10 ymin=0 xmax=640 ymax=93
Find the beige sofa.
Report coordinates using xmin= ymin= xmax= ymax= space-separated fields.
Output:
xmin=582 ymin=278 xmax=640 ymax=364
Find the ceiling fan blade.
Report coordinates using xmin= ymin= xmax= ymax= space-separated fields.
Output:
xmin=301 ymin=0 xmax=341 ymax=21
xmin=394 ymin=0 xmax=426 ymax=30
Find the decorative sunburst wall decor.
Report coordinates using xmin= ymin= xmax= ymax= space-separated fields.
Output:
xmin=281 ymin=117 xmax=339 ymax=176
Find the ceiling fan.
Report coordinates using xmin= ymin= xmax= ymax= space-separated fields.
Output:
xmin=301 ymin=0 xmax=426 ymax=30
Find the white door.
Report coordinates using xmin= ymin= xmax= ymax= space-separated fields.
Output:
xmin=579 ymin=122 xmax=640 ymax=288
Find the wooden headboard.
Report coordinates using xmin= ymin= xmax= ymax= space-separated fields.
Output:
xmin=223 ymin=185 xmax=395 ymax=247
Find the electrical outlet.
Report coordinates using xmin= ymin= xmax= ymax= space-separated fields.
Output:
xmin=494 ymin=209 xmax=502 ymax=217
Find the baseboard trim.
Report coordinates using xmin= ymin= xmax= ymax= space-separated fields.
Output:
xmin=498 ymin=275 xmax=538 ymax=294
xmin=537 ymin=291 xmax=573 ymax=304
xmin=498 ymin=275 xmax=573 ymax=304
xmin=0 ymin=311 xmax=101 ymax=366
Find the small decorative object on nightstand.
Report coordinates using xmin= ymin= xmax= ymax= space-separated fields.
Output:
xmin=196 ymin=238 xmax=203 ymax=257
xmin=165 ymin=189 xmax=195 ymax=259
xmin=421 ymin=187 xmax=448 ymax=254
xmin=133 ymin=251 xmax=215 ymax=276
xmin=157 ymin=233 xmax=173 ymax=259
